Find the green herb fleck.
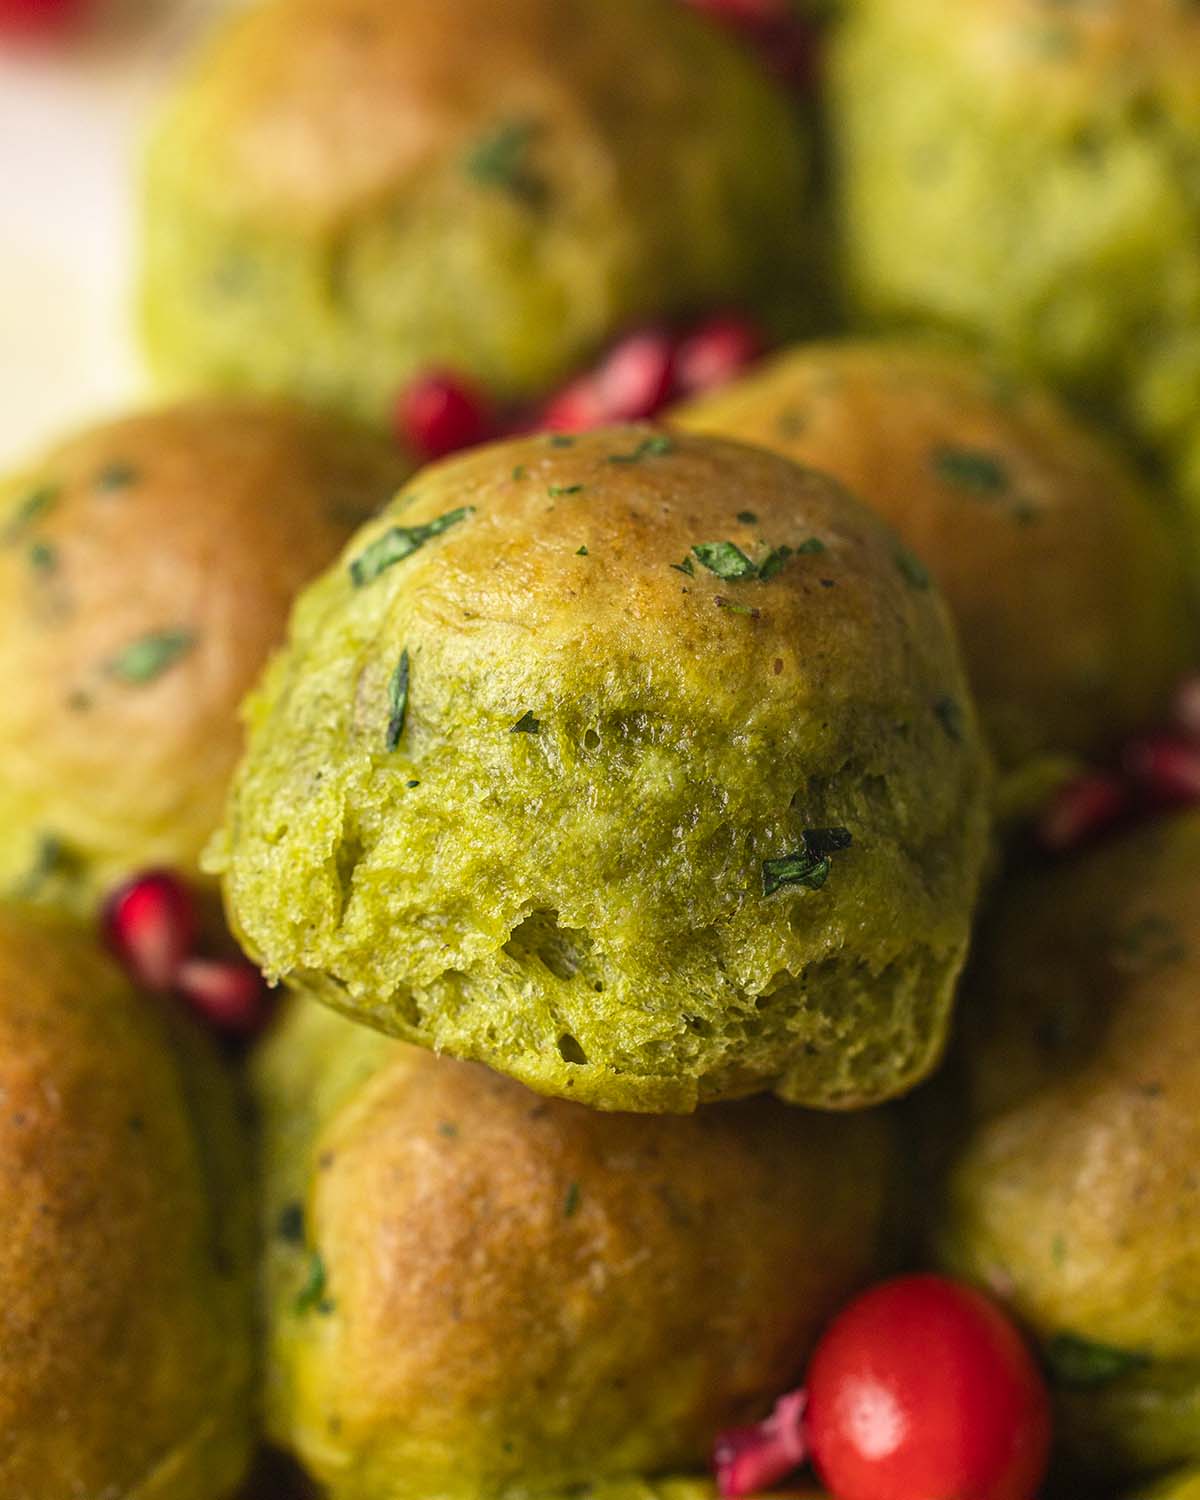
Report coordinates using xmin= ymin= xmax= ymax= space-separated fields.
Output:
xmin=692 ymin=540 xmax=758 ymax=581
xmin=511 ymin=710 xmax=541 ymax=735
xmin=94 ymin=461 xmax=139 ymax=492
xmin=5 ymin=484 xmax=59 ymax=542
xmin=716 ymin=597 xmax=760 ymax=618
xmin=11 ymin=833 xmax=75 ymax=901
xmin=28 ymin=540 xmax=57 ymax=574
xmin=385 ymin=649 xmax=410 ymax=752
xmin=549 ymin=434 xmax=575 ymax=448
xmin=465 ymin=118 xmax=546 ymax=205
xmin=576 ymin=545 xmax=589 ymax=556
xmin=406 ymin=779 xmax=420 ymax=788
xmin=294 ymin=1251 xmax=330 ymax=1315
xmin=107 ymin=629 xmax=195 ymax=684
xmin=438 ymin=1121 xmax=459 ymax=1139
xmin=512 ymin=465 xmax=528 ymax=482
xmin=757 ymin=545 xmax=793 ymax=582
xmin=796 ymin=537 xmax=827 ymax=555
xmin=607 ymin=434 xmax=675 ymax=464
xmin=670 ymin=556 xmax=695 ymax=577
xmin=349 ymin=507 xmax=474 ymax=587
xmin=548 ymin=484 xmax=584 ymax=498
xmin=1044 ymin=1334 xmax=1150 ymax=1389
xmin=563 ymin=1182 xmax=582 ymax=1218
xmin=934 ymin=696 xmax=965 ymax=742
xmin=737 ymin=510 xmax=758 ymax=525
xmin=762 ymin=827 xmax=853 ymax=897
xmin=276 ymin=1202 xmax=305 ymax=1244
xmin=894 ymin=547 xmax=931 ymax=589
xmin=933 ymin=445 xmax=1010 ymax=496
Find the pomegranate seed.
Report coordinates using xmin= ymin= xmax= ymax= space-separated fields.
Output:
xmin=673 ymin=314 xmax=764 ymax=397
xmin=394 ymin=371 xmax=493 ymax=461
xmin=175 ymin=956 xmax=270 ymax=1037
xmin=596 ymin=329 xmax=676 ymax=421
xmin=1036 ymin=771 xmax=1128 ymax=854
xmin=538 ymin=375 xmax=609 ymax=433
xmin=0 ymin=0 xmax=88 ymax=35
xmin=1172 ymin=676 xmax=1200 ymax=742
xmin=713 ymin=1389 xmax=808 ymax=1498
xmin=1124 ymin=734 xmax=1200 ymax=809
xmin=102 ymin=871 xmax=197 ymax=991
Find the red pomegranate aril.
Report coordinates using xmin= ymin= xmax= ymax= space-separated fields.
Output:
xmin=1124 ymin=734 xmax=1200 ymax=809
xmin=596 ymin=329 xmax=676 ymax=421
xmin=0 ymin=0 xmax=88 ymax=35
xmin=673 ymin=313 xmax=764 ymax=397
xmin=539 ymin=374 xmax=609 ymax=433
xmin=1036 ymin=770 xmax=1128 ymax=854
xmin=102 ymin=871 xmax=198 ymax=991
xmin=395 ymin=371 xmax=493 ymax=461
xmin=714 ymin=1389 xmax=808 ymax=1498
xmin=175 ymin=956 xmax=270 ymax=1037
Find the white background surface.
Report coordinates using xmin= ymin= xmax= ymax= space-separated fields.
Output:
xmin=0 ymin=0 xmax=228 ymax=467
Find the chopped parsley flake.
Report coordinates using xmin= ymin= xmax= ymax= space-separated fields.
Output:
xmin=294 ymin=1251 xmax=330 ymax=1315
xmin=607 ymin=434 xmax=675 ymax=464
xmin=762 ymin=827 xmax=852 ymax=897
xmin=12 ymin=833 xmax=74 ymax=901
xmin=692 ymin=540 xmax=759 ymax=580
xmin=385 ymin=649 xmax=410 ymax=751
xmin=715 ymin=597 xmax=760 ymax=618
xmin=465 ymin=118 xmax=546 ymax=205
xmin=1044 ymin=1334 xmax=1149 ymax=1389
xmin=5 ymin=484 xmax=59 ymax=542
xmin=737 ymin=510 xmax=758 ymax=525
xmin=563 ymin=1182 xmax=582 ymax=1218
xmin=796 ymin=537 xmax=827 ymax=555
xmin=894 ymin=547 xmax=931 ymax=589
xmin=576 ymin=545 xmax=589 ymax=556
xmin=511 ymin=710 xmax=541 ymax=735
xmin=349 ymin=507 xmax=474 ymax=587
xmin=549 ymin=434 xmax=575 ymax=448
xmin=933 ymin=445 xmax=1010 ymax=496
xmin=29 ymin=541 xmax=57 ymax=574
xmin=670 ymin=556 xmax=695 ymax=577
xmin=757 ymin=546 xmax=793 ymax=582
xmin=276 ymin=1202 xmax=305 ymax=1244
xmin=94 ymin=461 xmax=139 ymax=492
xmin=107 ymin=629 xmax=195 ymax=684
xmin=512 ymin=465 xmax=528 ymax=481
xmin=934 ymin=696 xmax=965 ymax=742
xmin=548 ymin=484 xmax=584 ymax=498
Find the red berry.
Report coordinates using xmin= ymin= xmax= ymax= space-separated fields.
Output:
xmin=805 ymin=1275 xmax=1051 ymax=1500
xmin=1035 ymin=770 xmax=1128 ymax=854
xmin=395 ymin=371 xmax=493 ymax=461
xmin=1123 ymin=733 xmax=1200 ymax=809
xmin=175 ymin=956 xmax=270 ymax=1037
xmin=673 ymin=314 xmax=764 ymax=397
xmin=102 ymin=871 xmax=197 ymax=991
xmin=714 ymin=1389 xmax=808 ymax=1497
xmin=596 ymin=329 xmax=676 ymax=421
xmin=539 ymin=375 xmax=609 ymax=433
xmin=0 ymin=0 xmax=87 ymax=34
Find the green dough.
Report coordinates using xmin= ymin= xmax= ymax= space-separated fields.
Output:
xmin=213 ymin=425 xmax=992 ymax=1111
xmin=932 ymin=812 xmax=1200 ymax=1484
xmin=141 ymin=0 xmax=813 ymax=426
xmin=255 ymin=996 xmax=892 ymax=1498
xmin=675 ymin=339 xmax=1195 ymax=773
xmin=831 ymin=0 xmax=1200 ymax=529
xmin=0 ymin=905 xmax=255 ymax=1499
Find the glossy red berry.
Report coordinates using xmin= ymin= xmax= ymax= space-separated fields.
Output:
xmin=1036 ymin=770 xmax=1128 ymax=854
xmin=102 ymin=870 xmax=198 ymax=991
xmin=539 ymin=374 xmax=609 ymax=433
xmin=673 ymin=313 xmax=764 ymax=397
xmin=395 ymin=371 xmax=493 ymax=461
xmin=1123 ymin=733 xmax=1200 ymax=809
xmin=805 ymin=1275 xmax=1052 ymax=1500
xmin=0 ymin=0 xmax=88 ymax=35
xmin=714 ymin=1389 xmax=808 ymax=1497
xmin=596 ymin=329 xmax=676 ymax=421
xmin=175 ymin=956 xmax=270 ymax=1037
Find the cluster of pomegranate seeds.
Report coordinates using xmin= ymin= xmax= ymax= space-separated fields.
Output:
xmin=102 ymin=870 xmax=270 ymax=1038
xmin=1036 ymin=677 xmax=1200 ymax=855
xmin=680 ymin=0 xmax=821 ymax=94
xmin=392 ymin=313 xmax=765 ymax=460
xmin=394 ymin=370 xmax=495 ymax=462
xmin=713 ymin=1389 xmax=808 ymax=1497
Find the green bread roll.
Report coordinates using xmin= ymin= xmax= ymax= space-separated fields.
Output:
xmin=932 ymin=812 xmax=1200 ymax=1483
xmin=0 ymin=905 xmax=254 ymax=1499
xmin=0 ymin=401 xmax=407 ymax=912
xmin=830 ymin=0 xmax=1200 ymax=528
xmin=141 ymin=0 xmax=812 ymax=425
xmin=675 ymin=339 xmax=1195 ymax=774
xmin=214 ymin=426 xmax=992 ymax=1111
xmin=256 ymin=997 xmax=891 ymax=1499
